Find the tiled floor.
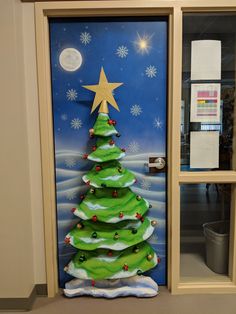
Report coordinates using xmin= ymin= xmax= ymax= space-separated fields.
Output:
xmin=4 ymin=287 xmax=236 ymax=314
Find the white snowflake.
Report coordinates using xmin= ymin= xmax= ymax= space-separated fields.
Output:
xmin=65 ymin=157 xmax=77 ymax=168
xmin=116 ymin=46 xmax=128 ymax=58
xmin=145 ymin=65 xmax=157 ymax=78
xmin=71 ymin=118 xmax=83 ymax=130
xmin=66 ymin=89 xmax=78 ymax=101
xmin=61 ymin=114 xmax=68 ymax=121
xmin=80 ymin=32 xmax=91 ymax=45
xmin=66 ymin=190 xmax=77 ymax=200
xmin=128 ymin=141 xmax=140 ymax=153
xmin=153 ymin=117 xmax=163 ymax=129
xmin=140 ymin=179 xmax=151 ymax=190
xmin=130 ymin=104 xmax=142 ymax=117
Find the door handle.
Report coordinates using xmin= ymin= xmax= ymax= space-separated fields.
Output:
xmin=145 ymin=157 xmax=167 ymax=173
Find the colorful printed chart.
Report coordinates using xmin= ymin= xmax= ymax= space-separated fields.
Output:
xmin=190 ymin=83 xmax=221 ymax=123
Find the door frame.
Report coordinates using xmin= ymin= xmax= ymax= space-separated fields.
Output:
xmin=35 ymin=0 xmax=236 ymax=297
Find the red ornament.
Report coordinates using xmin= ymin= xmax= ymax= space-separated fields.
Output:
xmin=82 ymin=154 xmax=88 ymax=160
xmin=123 ymin=264 xmax=129 ymax=271
xmin=121 ymin=148 xmax=126 ymax=152
xmin=135 ymin=213 xmax=142 ymax=219
xmin=91 ymin=280 xmax=95 ymax=287
xmin=86 ymin=180 xmax=91 ymax=186
xmin=71 ymin=207 xmax=76 ymax=213
xmin=92 ymin=145 xmax=97 ymax=151
xmin=80 ymin=195 xmax=85 ymax=200
xmin=109 ymin=139 xmax=115 ymax=145
xmin=64 ymin=237 xmax=70 ymax=244
xmin=92 ymin=215 xmax=98 ymax=222
xmin=112 ymin=120 xmax=117 ymax=125
xmin=108 ymin=119 xmax=113 ymax=125
xmin=119 ymin=212 xmax=124 ymax=219
xmin=140 ymin=217 xmax=144 ymax=223
xmin=107 ymin=250 xmax=113 ymax=257
xmin=95 ymin=165 xmax=102 ymax=172
xmin=157 ymin=256 xmax=161 ymax=263
xmin=112 ymin=190 xmax=118 ymax=198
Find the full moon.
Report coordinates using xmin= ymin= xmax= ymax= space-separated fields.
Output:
xmin=59 ymin=48 xmax=82 ymax=72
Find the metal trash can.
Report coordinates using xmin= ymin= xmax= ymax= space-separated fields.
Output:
xmin=203 ymin=220 xmax=229 ymax=274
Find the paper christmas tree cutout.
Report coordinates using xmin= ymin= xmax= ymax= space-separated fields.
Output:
xmin=64 ymin=67 xmax=159 ymax=282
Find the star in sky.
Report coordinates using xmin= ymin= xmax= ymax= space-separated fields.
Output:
xmin=134 ymin=33 xmax=153 ymax=54
xmin=83 ymin=67 xmax=123 ymax=114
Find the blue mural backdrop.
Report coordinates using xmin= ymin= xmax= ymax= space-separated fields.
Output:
xmin=49 ymin=17 xmax=167 ymax=288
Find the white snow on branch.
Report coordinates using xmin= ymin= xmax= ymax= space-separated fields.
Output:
xmin=100 ymin=175 xmax=123 ymax=181
xmin=96 ymin=255 xmax=119 ymax=262
xmin=79 ymin=237 xmax=105 ymax=244
xmin=83 ymin=201 xmax=107 ymax=210
xmin=99 ymin=144 xmax=115 ymax=150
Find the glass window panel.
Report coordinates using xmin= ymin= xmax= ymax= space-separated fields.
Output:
xmin=180 ymin=183 xmax=232 ymax=282
xmin=181 ymin=13 xmax=236 ymax=171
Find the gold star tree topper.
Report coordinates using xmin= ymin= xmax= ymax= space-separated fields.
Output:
xmin=83 ymin=67 xmax=123 ymax=114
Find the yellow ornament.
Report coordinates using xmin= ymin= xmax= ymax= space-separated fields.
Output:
xmin=77 ymin=223 xmax=83 ymax=229
xmin=147 ymin=254 xmax=153 ymax=261
xmin=83 ymin=67 xmax=123 ymax=114
xmin=151 ymin=220 xmax=158 ymax=227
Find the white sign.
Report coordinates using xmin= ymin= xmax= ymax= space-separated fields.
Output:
xmin=190 ymin=83 xmax=221 ymax=123
xmin=190 ymin=131 xmax=219 ymax=169
xmin=191 ymin=40 xmax=221 ymax=80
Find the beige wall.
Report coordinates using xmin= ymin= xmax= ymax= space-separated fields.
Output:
xmin=22 ymin=2 xmax=46 ymax=286
xmin=0 ymin=0 xmax=46 ymax=297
